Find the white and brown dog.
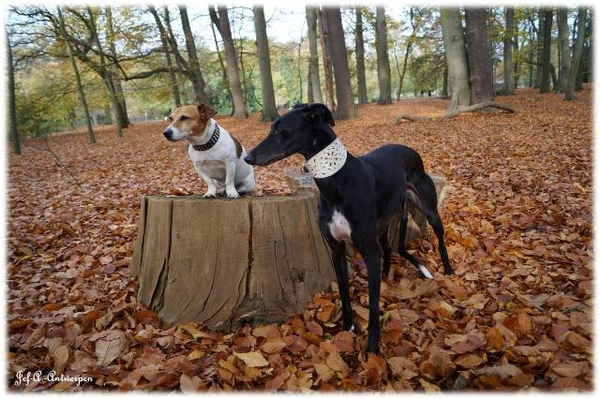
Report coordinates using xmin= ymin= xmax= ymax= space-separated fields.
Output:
xmin=163 ymin=103 xmax=255 ymax=198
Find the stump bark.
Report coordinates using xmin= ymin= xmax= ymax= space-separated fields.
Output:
xmin=129 ymin=192 xmax=334 ymax=331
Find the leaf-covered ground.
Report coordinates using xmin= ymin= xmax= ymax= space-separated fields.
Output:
xmin=6 ymin=87 xmax=593 ymax=392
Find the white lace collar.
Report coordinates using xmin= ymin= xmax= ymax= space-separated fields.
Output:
xmin=301 ymin=138 xmax=347 ymax=179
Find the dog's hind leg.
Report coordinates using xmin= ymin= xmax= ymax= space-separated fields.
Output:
xmin=413 ymin=174 xmax=454 ymax=276
xmin=398 ymin=198 xmax=434 ymax=279
xmin=379 ymin=233 xmax=391 ymax=278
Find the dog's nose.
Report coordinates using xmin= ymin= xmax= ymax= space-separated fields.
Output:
xmin=244 ymin=154 xmax=255 ymax=165
xmin=163 ymin=129 xmax=174 ymax=141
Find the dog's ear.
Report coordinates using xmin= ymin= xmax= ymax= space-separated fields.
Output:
xmin=303 ymin=103 xmax=335 ymax=127
xmin=197 ymin=103 xmax=218 ymax=121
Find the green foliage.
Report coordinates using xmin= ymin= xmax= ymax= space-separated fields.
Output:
xmin=14 ymin=61 xmax=81 ymax=137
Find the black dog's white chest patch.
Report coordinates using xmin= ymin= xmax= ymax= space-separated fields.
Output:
xmin=328 ymin=210 xmax=352 ymax=242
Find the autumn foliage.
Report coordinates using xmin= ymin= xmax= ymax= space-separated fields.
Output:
xmin=6 ymin=87 xmax=593 ymax=391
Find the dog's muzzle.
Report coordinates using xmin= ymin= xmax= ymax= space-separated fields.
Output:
xmin=244 ymin=154 xmax=256 ymax=165
xmin=163 ymin=128 xmax=175 ymax=141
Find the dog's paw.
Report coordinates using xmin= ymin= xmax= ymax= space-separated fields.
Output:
xmin=226 ymin=191 xmax=240 ymax=199
xmin=203 ymin=192 xmax=216 ymax=198
xmin=418 ymin=264 xmax=434 ymax=279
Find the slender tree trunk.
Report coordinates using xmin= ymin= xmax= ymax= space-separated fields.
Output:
xmin=375 ymin=6 xmax=392 ymax=104
xmin=512 ymin=13 xmax=521 ymax=90
xmin=442 ymin=64 xmax=449 ymax=96
xmin=441 ymin=7 xmax=471 ymax=113
xmin=163 ymin=7 xmax=191 ymax=103
xmin=355 ymin=7 xmax=368 ymax=104
xmin=148 ymin=6 xmax=181 ymax=107
xmin=398 ymin=8 xmax=417 ymax=100
xmin=253 ymin=6 xmax=278 ymax=121
xmin=318 ymin=8 xmax=335 ymax=110
xmin=179 ymin=6 xmax=209 ymax=104
xmin=106 ymin=7 xmax=131 ymax=126
xmin=6 ymin=28 xmax=20 ymax=154
xmin=557 ymin=8 xmax=570 ymax=93
xmin=306 ymin=6 xmax=323 ymax=104
xmin=539 ymin=8 xmax=553 ymax=93
xmin=57 ymin=7 xmax=95 ymax=143
xmin=207 ymin=15 xmax=230 ymax=107
xmin=211 ymin=7 xmax=248 ymax=118
xmin=565 ymin=7 xmax=587 ymax=100
xmin=502 ymin=7 xmax=515 ymax=95
xmin=87 ymin=7 xmax=124 ymax=136
xmin=535 ymin=9 xmax=544 ymax=88
xmin=464 ymin=8 xmax=494 ymax=103
xmin=323 ymin=7 xmax=354 ymax=120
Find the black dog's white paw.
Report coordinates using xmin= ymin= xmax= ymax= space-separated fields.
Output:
xmin=418 ymin=264 xmax=434 ymax=279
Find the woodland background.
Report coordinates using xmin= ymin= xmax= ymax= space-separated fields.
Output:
xmin=5 ymin=3 xmax=594 ymax=393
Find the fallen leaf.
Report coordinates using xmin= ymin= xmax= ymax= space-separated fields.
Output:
xmin=233 ymin=351 xmax=269 ymax=368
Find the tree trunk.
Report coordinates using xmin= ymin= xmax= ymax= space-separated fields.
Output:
xmin=464 ymin=8 xmax=494 ymax=103
xmin=375 ymin=6 xmax=392 ymax=105
xmin=214 ymin=7 xmax=248 ymax=119
xmin=512 ymin=16 xmax=521 ymax=90
xmin=355 ymin=7 xmax=368 ymax=105
xmin=535 ymin=9 xmax=544 ymax=88
xmin=253 ymin=6 xmax=279 ymax=121
xmin=164 ymin=7 xmax=190 ymax=103
xmin=539 ymin=8 xmax=553 ymax=93
xmin=6 ymin=27 xmax=20 ymax=155
xmin=106 ymin=7 xmax=131 ymax=127
xmin=129 ymin=193 xmax=334 ymax=330
xmin=306 ymin=6 xmax=323 ymax=104
xmin=148 ymin=6 xmax=182 ymax=108
xmin=86 ymin=7 xmax=125 ymax=136
xmin=502 ymin=7 xmax=515 ymax=95
xmin=58 ymin=7 xmax=95 ymax=143
xmin=442 ymin=65 xmax=449 ymax=96
xmin=557 ymin=8 xmax=570 ymax=93
xmin=565 ymin=7 xmax=587 ymax=101
xmin=398 ymin=8 xmax=417 ymax=100
xmin=323 ymin=7 xmax=354 ymax=120
xmin=441 ymin=8 xmax=471 ymax=113
xmin=179 ymin=6 xmax=209 ymax=104
xmin=318 ymin=8 xmax=335 ymax=110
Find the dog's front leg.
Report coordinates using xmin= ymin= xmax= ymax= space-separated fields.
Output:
xmin=354 ymin=233 xmax=382 ymax=354
xmin=364 ymin=250 xmax=382 ymax=354
xmin=330 ymin=241 xmax=353 ymax=331
xmin=194 ymin=164 xmax=218 ymax=197
xmin=224 ymin=160 xmax=240 ymax=198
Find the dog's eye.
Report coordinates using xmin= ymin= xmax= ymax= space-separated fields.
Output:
xmin=168 ymin=116 xmax=173 ymax=122
xmin=180 ymin=115 xmax=189 ymax=121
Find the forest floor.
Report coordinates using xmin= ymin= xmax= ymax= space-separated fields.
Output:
xmin=6 ymin=87 xmax=593 ymax=392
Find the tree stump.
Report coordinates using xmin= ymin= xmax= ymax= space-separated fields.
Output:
xmin=129 ymin=192 xmax=334 ymax=331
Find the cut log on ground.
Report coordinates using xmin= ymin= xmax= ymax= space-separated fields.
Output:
xmin=129 ymin=192 xmax=334 ymax=331
xmin=391 ymin=101 xmax=516 ymax=124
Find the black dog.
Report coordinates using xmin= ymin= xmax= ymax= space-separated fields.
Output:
xmin=245 ymin=103 xmax=453 ymax=353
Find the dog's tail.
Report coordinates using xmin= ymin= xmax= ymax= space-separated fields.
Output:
xmin=398 ymin=195 xmax=434 ymax=279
